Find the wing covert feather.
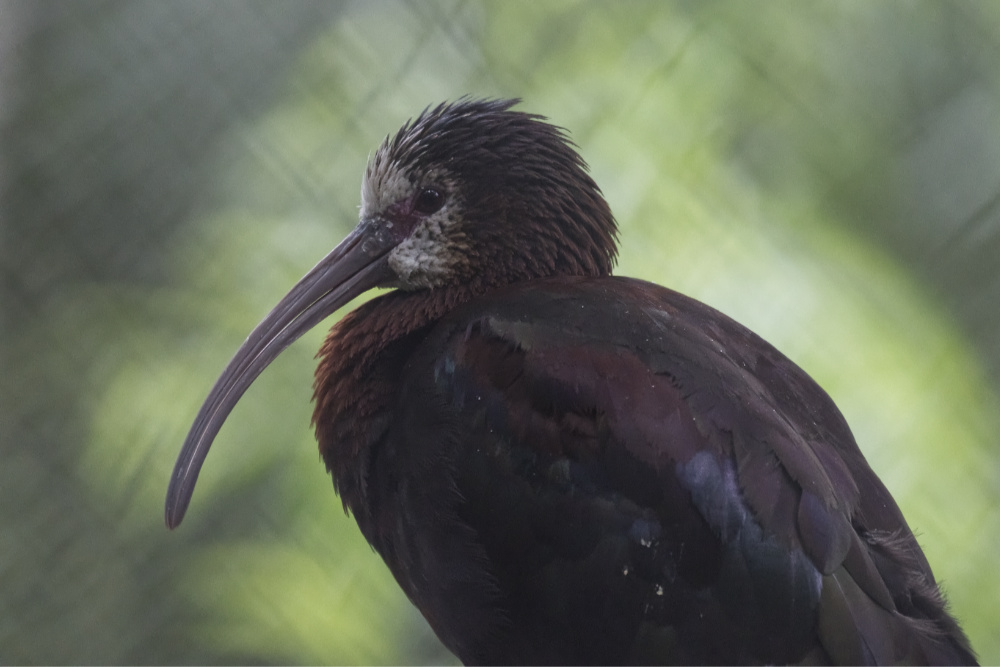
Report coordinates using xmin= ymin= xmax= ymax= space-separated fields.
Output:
xmin=398 ymin=276 xmax=974 ymax=664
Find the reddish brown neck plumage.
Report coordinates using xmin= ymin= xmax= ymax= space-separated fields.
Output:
xmin=312 ymin=283 xmax=486 ymax=513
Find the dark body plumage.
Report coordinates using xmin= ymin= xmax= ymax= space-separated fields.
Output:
xmin=167 ymin=99 xmax=976 ymax=665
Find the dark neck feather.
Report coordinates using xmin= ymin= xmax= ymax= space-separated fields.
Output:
xmin=312 ymin=283 xmax=485 ymax=513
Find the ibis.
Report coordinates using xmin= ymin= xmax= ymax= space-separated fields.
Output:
xmin=166 ymin=99 xmax=976 ymax=665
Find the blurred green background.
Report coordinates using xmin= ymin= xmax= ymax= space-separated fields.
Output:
xmin=3 ymin=1 xmax=1000 ymax=663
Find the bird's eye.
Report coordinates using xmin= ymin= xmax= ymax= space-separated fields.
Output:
xmin=414 ymin=188 xmax=444 ymax=215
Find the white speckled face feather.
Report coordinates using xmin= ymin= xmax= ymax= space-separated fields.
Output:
xmin=388 ymin=204 xmax=467 ymax=289
xmin=361 ymin=139 xmax=466 ymax=290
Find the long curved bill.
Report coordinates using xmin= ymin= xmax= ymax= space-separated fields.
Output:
xmin=165 ymin=219 xmax=396 ymax=529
